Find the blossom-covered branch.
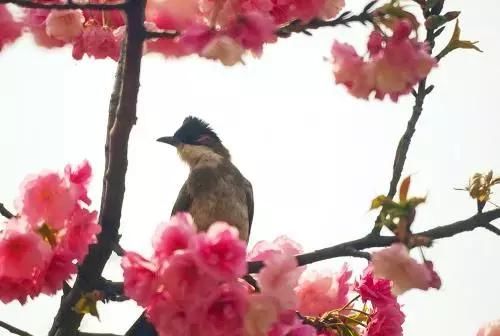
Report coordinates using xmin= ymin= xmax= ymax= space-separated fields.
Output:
xmin=248 ymin=208 xmax=500 ymax=273
xmin=47 ymin=0 xmax=146 ymax=334
xmin=276 ymin=0 xmax=376 ymax=38
xmin=0 ymin=0 xmax=127 ymax=10
xmin=0 ymin=321 xmax=32 ymax=336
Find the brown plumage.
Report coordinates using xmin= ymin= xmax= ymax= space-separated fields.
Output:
xmin=158 ymin=116 xmax=254 ymax=241
xmin=125 ymin=116 xmax=254 ymax=336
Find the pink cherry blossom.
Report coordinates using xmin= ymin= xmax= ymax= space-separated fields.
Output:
xmin=365 ymin=302 xmax=405 ymax=336
xmin=353 ymin=267 xmax=395 ymax=307
xmin=41 ymin=250 xmax=77 ymax=295
xmin=331 ymin=41 xmax=375 ymax=99
xmin=199 ymin=282 xmax=248 ymax=336
xmin=72 ymin=25 xmax=120 ymax=61
xmin=192 ymin=222 xmax=247 ymax=281
xmin=248 ymin=235 xmax=303 ymax=262
xmin=0 ymin=277 xmax=39 ymax=305
xmin=153 ymin=212 xmax=196 ymax=260
xmin=331 ymin=19 xmax=436 ymax=102
xmin=61 ymin=207 xmax=100 ymax=261
xmin=226 ymin=11 xmax=277 ymax=56
xmin=178 ymin=23 xmax=215 ymax=54
xmin=0 ymin=5 xmax=22 ymax=51
xmin=45 ymin=9 xmax=85 ymax=42
xmin=296 ymin=264 xmax=352 ymax=316
xmin=268 ymin=310 xmax=318 ymax=336
xmin=477 ymin=319 xmax=500 ymax=336
xmin=318 ymin=0 xmax=344 ymax=20
xmin=146 ymin=0 xmax=200 ymax=29
xmin=0 ymin=225 xmax=51 ymax=279
xmin=23 ymin=9 xmax=66 ymax=49
xmin=17 ymin=172 xmax=76 ymax=230
xmin=159 ymin=251 xmax=217 ymax=307
xmin=147 ymin=292 xmax=195 ymax=336
xmin=122 ymin=251 xmax=159 ymax=306
xmin=258 ymin=252 xmax=303 ymax=310
xmin=244 ymin=293 xmax=280 ymax=336
xmin=65 ymin=160 xmax=92 ymax=205
xmin=424 ymin=260 xmax=442 ymax=290
xmin=371 ymin=243 xmax=441 ymax=295
xmin=82 ymin=9 xmax=125 ymax=28
xmin=200 ymin=35 xmax=245 ymax=66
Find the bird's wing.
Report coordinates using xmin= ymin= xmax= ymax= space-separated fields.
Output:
xmin=243 ymin=178 xmax=254 ymax=238
xmin=171 ymin=181 xmax=192 ymax=216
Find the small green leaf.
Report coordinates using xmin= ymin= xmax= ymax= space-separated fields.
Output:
xmin=73 ymin=291 xmax=102 ymax=320
xmin=370 ymin=195 xmax=388 ymax=209
xmin=437 ymin=20 xmax=482 ymax=59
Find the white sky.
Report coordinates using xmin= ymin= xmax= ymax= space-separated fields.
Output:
xmin=1 ymin=0 xmax=500 ymax=335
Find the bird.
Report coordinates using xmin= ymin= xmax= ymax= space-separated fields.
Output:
xmin=125 ymin=116 xmax=254 ymax=336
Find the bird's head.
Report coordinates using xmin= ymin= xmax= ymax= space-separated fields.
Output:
xmin=157 ymin=116 xmax=231 ymax=166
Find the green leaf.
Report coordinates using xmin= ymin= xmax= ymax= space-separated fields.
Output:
xmin=437 ymin=20 xmax=482 ymax=59
xmin=370 ymin=195 xmax=388 ymax=209
xmin=73 ymin=291 xmax=101 ymax=320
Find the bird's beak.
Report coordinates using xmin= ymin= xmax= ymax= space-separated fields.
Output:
xmin=156 ymin=136 xmax=180 ymax=147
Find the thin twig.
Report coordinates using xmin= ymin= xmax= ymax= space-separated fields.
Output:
xmin=145 ymin=30 xmax=179 ymax=39
xmin=0 ymin=203 xmax=14 ymax=219
xmin=483 ymin=223 xmax=500 ymax=235
xmin=276 ymin=1 xmax=376 ymax=38
xmin=47 ymin=0 xmax=146 ymax=334
xmin=0 ymin=321 xmax=32 ymax=336
xmin=372 ymin=9 xmax=438 ymax=235
xmin=248 ymin=208 xmax=500 ymax=273
xmin=0 ymin=0 xmax=128 ymax=10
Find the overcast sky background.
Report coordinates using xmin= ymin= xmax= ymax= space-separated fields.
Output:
xmin=1 ymin=1 xmax=500 ymax=335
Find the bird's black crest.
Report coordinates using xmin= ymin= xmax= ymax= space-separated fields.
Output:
xmin=174 ymin=116 xmax=221 ymax=145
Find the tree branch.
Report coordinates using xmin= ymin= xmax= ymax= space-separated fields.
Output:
xmin=0 ymin=321 xmax=32 ymax=336
xmin=372 ymin=14 xmax=438 ymax=235
xmin=0 ymin=0 xmax=128 ymax=10
xmin=47 ymin=0 xmax=146 ymax=334
xmin=0 ymin=203 xmax=14 ymax=219
xmin=248 ymin=208 xmax=500 ymax=273
xmin=145 ymin=30 xmax=179 ymax=39
xmin=276 ymin=1 xmax=376 ymax=38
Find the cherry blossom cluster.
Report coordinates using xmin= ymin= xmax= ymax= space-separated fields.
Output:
xmin=331 ymin=19 xmax=437 ymax=102
xmin=1 ymin=0 xmax=345 ymax=64
xmin=122 ymin=212 xmax=417 ymax=336
xmin=0 ymin=161 xmax=101 ymax=304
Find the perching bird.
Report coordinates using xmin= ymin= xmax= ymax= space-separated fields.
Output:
xmin=125 ymin=116 xmax=254 ymax=336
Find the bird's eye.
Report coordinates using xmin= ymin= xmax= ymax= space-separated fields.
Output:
xmin=196 ymin=134 xmax=212 ymax=145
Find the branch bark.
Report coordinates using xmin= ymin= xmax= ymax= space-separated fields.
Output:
xmin=0 ymin=321 xmax=32 ymax=336
xmin=248 ymin=208 xmax=500 ymax=273
xmin=47 ymin=0 xmax=146 ymax=335
xmin=372 ymin=19 xmax=438 ymax=235
xmin=0 ymin=203 xmax=14 ymax=219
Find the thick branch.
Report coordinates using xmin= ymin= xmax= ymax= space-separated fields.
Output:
xmin=47 ymin=0 xmax=146 ymax=334
xmin=0 ymin=321 xmax=32 ymax=336
xmin=0 ymin=203 xmax=14 ymax=219
xmin=0 ymin=0 xmax=127 ymax=10
xmin=248 ymin=208 xmax=500 ymax=273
